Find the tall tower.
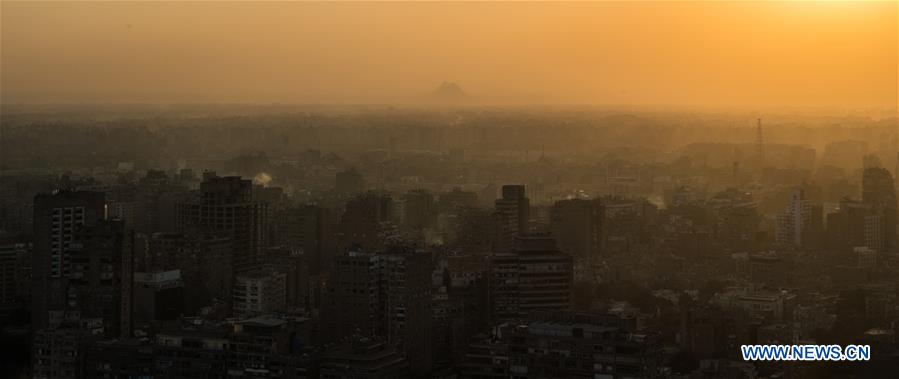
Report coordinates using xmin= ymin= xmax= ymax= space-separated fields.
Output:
xmin=755 ymin=118 xmax=764 ymax=166
xmin=176 ymin=175 xmax=269 ymax=274
xmin=32 ymin=190 xmax=106 ymax=330
xmin=494 ymin=185 xmax=530 ymax=253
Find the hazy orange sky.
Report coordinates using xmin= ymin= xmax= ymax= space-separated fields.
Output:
xmin=1 ymin=1 xmax=896 ymax=109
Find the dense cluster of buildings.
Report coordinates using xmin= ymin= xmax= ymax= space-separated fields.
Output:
xmin=2 ymin=129 xmax=899 ymax=378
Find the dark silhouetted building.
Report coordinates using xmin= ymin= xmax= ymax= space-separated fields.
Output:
xmin=493 ymin=185 xmax=529 ymax=253
xmin=320 ymin=338 xmax=409 ymax=379
xmin=32 ymin=190 xmax=105 ymax=330
xmin=32 ymin=318 xmax=104 ymax=379
xmin=402 ymin=189 xmax=436 ymax=231
xmin=862 ymin=167 xmax=897 ymax=252
xmin=264 ymin=247 xmax=313 ymax=312
xmin=233 ymin=266 xmax=287 ymax=318
xmin=322 ymin=251 xmax=381 ymax=340
xmin=462 ymin=312 xmax=661 ymax=378
xmin=322 ymin=250 xmax=433 ymax=375
xmin=506 ymin=313 xmax=662 ymax=378
xmin=82 ymin=339 xmax=155 ymax=379
xmin=489 ymin=236 xmax=573 ymax=321
xmin=146 ymin=232 xmax=233 ymax=309
xmin=551 ymin=198 xmax=604 ymax=280
xmin=827 ymin=197 xmax=870 ymax=256
xmin=0 ymin=241 xmax=28 ymax=309
xmin=335 ymin=168 xmax=365 ymax=197
xmin=337 ymin=192 xmax=393 ymax=253
xmin=133 ymin=269 xmax=184 ymax=323
xmin=273 ymin=204 xmax=335 ymax=275
xmin=66 ymin=219 xmax=134 ymax=338
xmin=176 ymin=175 xmax=268 ymax=274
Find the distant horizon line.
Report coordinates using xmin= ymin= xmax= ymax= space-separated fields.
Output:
xmin=2 ymin=100 xmax=897 ymax=117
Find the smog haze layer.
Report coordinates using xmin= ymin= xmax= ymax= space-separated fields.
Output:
xmin=1 ymin=1 xmax=896 ymax=111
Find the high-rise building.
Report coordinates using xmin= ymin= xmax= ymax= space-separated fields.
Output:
xmin=827 ymin=197 xmax=870 ymax=254
xmin=233 ymin=266 xmax=287 ymax=318
xmin=272 ymin=204 xmax=335 ymax=275
xmin=108 ymin=170 xmax=189 ymax=235
xmin=862 ymin=167 xmax=897 ymax=252
xmin=322 ymin=250 xmax=434 ymax=375
xmin=67 ymin=220 xmax=134 ymax=338
xmin=775 ymin=189 xmax=823 ymax=249
xmin=263 ymin=246 xmax=312 ymax=312
xmin=450 ymin=207 xmax=496 ymax=254
xmin=32 ymin=318 xmax=105 ymax=379
xmin=0 ymin=241 xmax=28 ymax=308
xmin=176 ymin=175 xmax=268 ymax=274
xmin=863 ymin=167 xmax=897 ymax=207
xmin=337 ymin=192 xmax=393 ymax=253
xmin=865 ymin=213 xmax=886 ymax=252
xmin=322 ymin=251 xmax=382 ymax=341
xmin=32 ymin=190 xmax=105 ymax=330
xmin=133 ymin=269 xmax=184 ymax=323
xmin=550 ymin=198 xmax=604 ymax=278
xmin=489 ymin=236 xmax=573 ymax=321
xmin=146 ymin=232 xmax=232 ymax=309
xmin=599 ymin=196 xmax=661 ymax=255
xmin=434 ymin=254 xmax=490 ymax=360
xmin=402 ymin=189 xmax=436 ymax=231
xmin=379 ymin=252 xmax=433 ymax=375
xmin=493 ymin=185 xmax=529 ymax=253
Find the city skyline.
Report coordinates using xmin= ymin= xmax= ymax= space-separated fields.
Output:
xmin=2 ymin=1 xmax=899 ymax=378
